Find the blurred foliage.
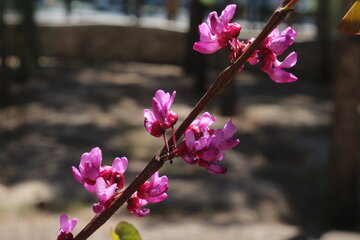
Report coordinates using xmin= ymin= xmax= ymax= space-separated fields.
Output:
xmin=111 ymin=221 xmax=141 ymax=240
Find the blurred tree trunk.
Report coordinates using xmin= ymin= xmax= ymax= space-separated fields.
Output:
xmin=185 ymin=0 xmax=206 ymax=95
xmin=0 ymin=0 xmax=9 ymax=104
xmin=64 ymin=0 xmax=72 ymax=15
xmin=135 ymin=0 xmax=142 ymax=18
xmin=316 ymin=0 xmax=332 ymax=83
xmin=15 ymin=0 xmax=38 ymax=82
xmin=329 ymin=0 xmax=360 ymax=228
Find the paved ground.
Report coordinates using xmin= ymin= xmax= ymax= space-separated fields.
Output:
xmin=0 ymin=61 xmax=359 ymax=240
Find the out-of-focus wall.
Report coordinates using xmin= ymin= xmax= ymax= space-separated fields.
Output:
xmin=7 ymin=25 xmax=324 ymax=81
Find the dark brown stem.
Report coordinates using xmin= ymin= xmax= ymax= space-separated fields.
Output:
xmin=74 ymin=1 xmax=296 ymax=239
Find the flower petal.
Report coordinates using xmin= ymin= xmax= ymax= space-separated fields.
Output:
xmin=60 ymin=214 xmax=70 ymax=232
xmin=268 ymin=68 xmax=298 ymax=83
xmin=276 ymin=52 xmax=297 ymax=68
xmin=219 ymin=4 xmax=237 ymax=24
xmin=112 ymin=157 xmax=128 ymax=174
xmin=204 ymin=163 xmax=227 ymax=175
xmin=71 ymin=166 xmax=84 ymax=184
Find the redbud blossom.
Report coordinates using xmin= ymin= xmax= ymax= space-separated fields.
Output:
xmin=127 ymin=171 xmax=169 ymax=217
xmin=193 ymin=4 xmax=241 ymax=54
xmin=127 ymin=196 xmax=150 ymax=218
xmin=72 ymin=147 xmax=128 ymax=213
xmin=57 ymin=214 xmax=77 ymax=240
xmin=144 ymin=90 xmax=178 ymax=137
xmin=179 ymin=113 xmax=239 ymax=175
xmin=72 ymin=147 xmax=102 ymax=185
xmin=92 ymin=177 xmax=117 ymax=213
xmin=260 ymin=27 xmax=298 ymax=83
xmin=137 ymin=171 xmax=168 ymax=203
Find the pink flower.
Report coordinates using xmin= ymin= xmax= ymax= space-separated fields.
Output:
xmin=72 ymin=147 xmax=102 ymax=185
xmin=127 ymin=171 xmax=168 ymax=217
xmin=137 ymin=171 xmax=168 ymax=203
xmin=84 ymin=156 xmax=128 ymax=194
xmin=92 ymin=177 xmax=117 ymax=213
xmin=57 ymin=214 xmax=77 ymax=240
xmin=179 ymin=114 xmax=239 ymax=175
xmin=187 ymin=112 xmax=216 ymax=136
xmin=193 ymin=4 xmax=241 ymax=54
xmin=260 ymin=27 xmax=298 ymax=83
xmin=229 ymin=38 xmax=259 ymax=65
xmin=127 ymin=196 xmax=150 ymax=218
xmin=266 ymin=27 xmax=297 ymax=55
xmin=144 ymin=90 xmax=178 ymax=137
xmin=261 ymin=51 xmax=298 ymax=83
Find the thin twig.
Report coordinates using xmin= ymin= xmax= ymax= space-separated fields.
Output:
xmin=74 ymin=1 xmax=296 ymax=239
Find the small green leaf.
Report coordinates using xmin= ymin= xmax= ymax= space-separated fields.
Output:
xmin=114 ymin=221 xmax=141 ymax=240
xmin=110 ymin=229 xmax=120 ymax=240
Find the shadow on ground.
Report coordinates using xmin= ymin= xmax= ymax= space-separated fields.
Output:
xmin=0 ymin=61 xmax=358 ymax=240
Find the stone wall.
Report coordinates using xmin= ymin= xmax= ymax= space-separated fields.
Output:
xmin=7 ymin=25 xmax=325 ymax=81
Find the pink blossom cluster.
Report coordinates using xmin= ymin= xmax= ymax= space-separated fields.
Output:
xmin=144 ymin=90 xmax=239 ymax=175
xmin=193 ymin=4 xmax=241 ymax=54
xmin=144 ymin=90 xmax=178 ymax=137
xmin=71 ymin=147 xmax=168 ymax=217
xmin=71 ymin=147 xmax=128 ymax=213
xmin=193 ymin=4 xmax=298 ymax=83
xmin=127 ymin=171 xmax=169 ymax=217
xmin=178 ymin=112 xmax=239 ymax=174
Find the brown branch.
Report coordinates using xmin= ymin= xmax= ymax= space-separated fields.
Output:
xmin=74 ymin=1 xmax=297 ymax=239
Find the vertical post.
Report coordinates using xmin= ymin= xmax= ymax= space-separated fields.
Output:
xmin=329 ymin=0 xmax=360 ymax=228
xmin=0 ymin=0 xmax=9 ymax=104
xmin=316 ymin=0 xmax=332 ymax=83
xmin=185 ymin=0 xmax=207 ymax=94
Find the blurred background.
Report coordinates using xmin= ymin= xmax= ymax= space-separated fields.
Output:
xmin=0 ymin=0 xmax=359 ymax=239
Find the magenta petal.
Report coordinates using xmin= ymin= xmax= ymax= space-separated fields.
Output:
xmin=168 ymin=91 xmax=176 ymax=110
xmin=192 ymin=112 xmax=216 ymax=130
xmin=95 ymin=178 xmax=106 ymax=194
xmin=193 ymin=41 xmax=221 ymax=54
xmin=97 ymin=183 xmax=116 ymax=202
xmin=69 ymin=218 xmax=78 ymax=232
xmin=270 ymin=26 xmax=280 ymax=37
xmin=219 ymin=4 xmax=237 ymax=24
xmin=112 ymin=157 xmax=128 ymax=174
xmin=205 ymin=163 xmax=227 ymax=175
xmin=201 ymin=148 xmax=221 ymax=162
xmin=132 ymin=207 xmax=150 ymax=218
xmin=146 ymin=193 xmax=168 ymax=203
xmin=152 ymin=97 xmax=165 ymax=122
xmin=207 ymin=12 xmax=221 ymax=34
xmin=198 ymin=23 xmax=214 ymax=41
xmin=221 ymin=139 xmax=240 ymax=151
xmin=282 ymin=26 xmax=297 ymax=39
xmin=90 ymin=147 xmax=102 ymax=169
xmin=60 ymin=214 xmax=70 ymax=232
xmin=266 ymin=37 xmax=288 ymax=55
xmin=93 ymin=202 xmax=105 ymax=213
xmin=84 ymin=164 xmax=100 ymax=181
xmin=79 ymin=152 xmax=89 ymax=173
xmin=223 ymin=120 xmax=237 ymax=139
xmin=84 ymin=183 xmax=97 ymax=193
xmin=71 ymin=166 xmax=84 ymax=184
xmin=144 ymin=109 xmax=155 ymax=122
xmin=268 ymin=68 xmax=297 ymax=83
xmin=183 ymin=153 xmax=198 ymax=165
xmin=149 ymin=171 xmax=160 ymax=186
xmin=276 ymin=52 xmax=297 ymax=68
xmin=185 ymin=131 xmax=196 ymax=150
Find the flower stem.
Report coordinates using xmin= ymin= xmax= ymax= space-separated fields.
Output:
xmin=73 ymin=1 xmax=297 ymax=239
